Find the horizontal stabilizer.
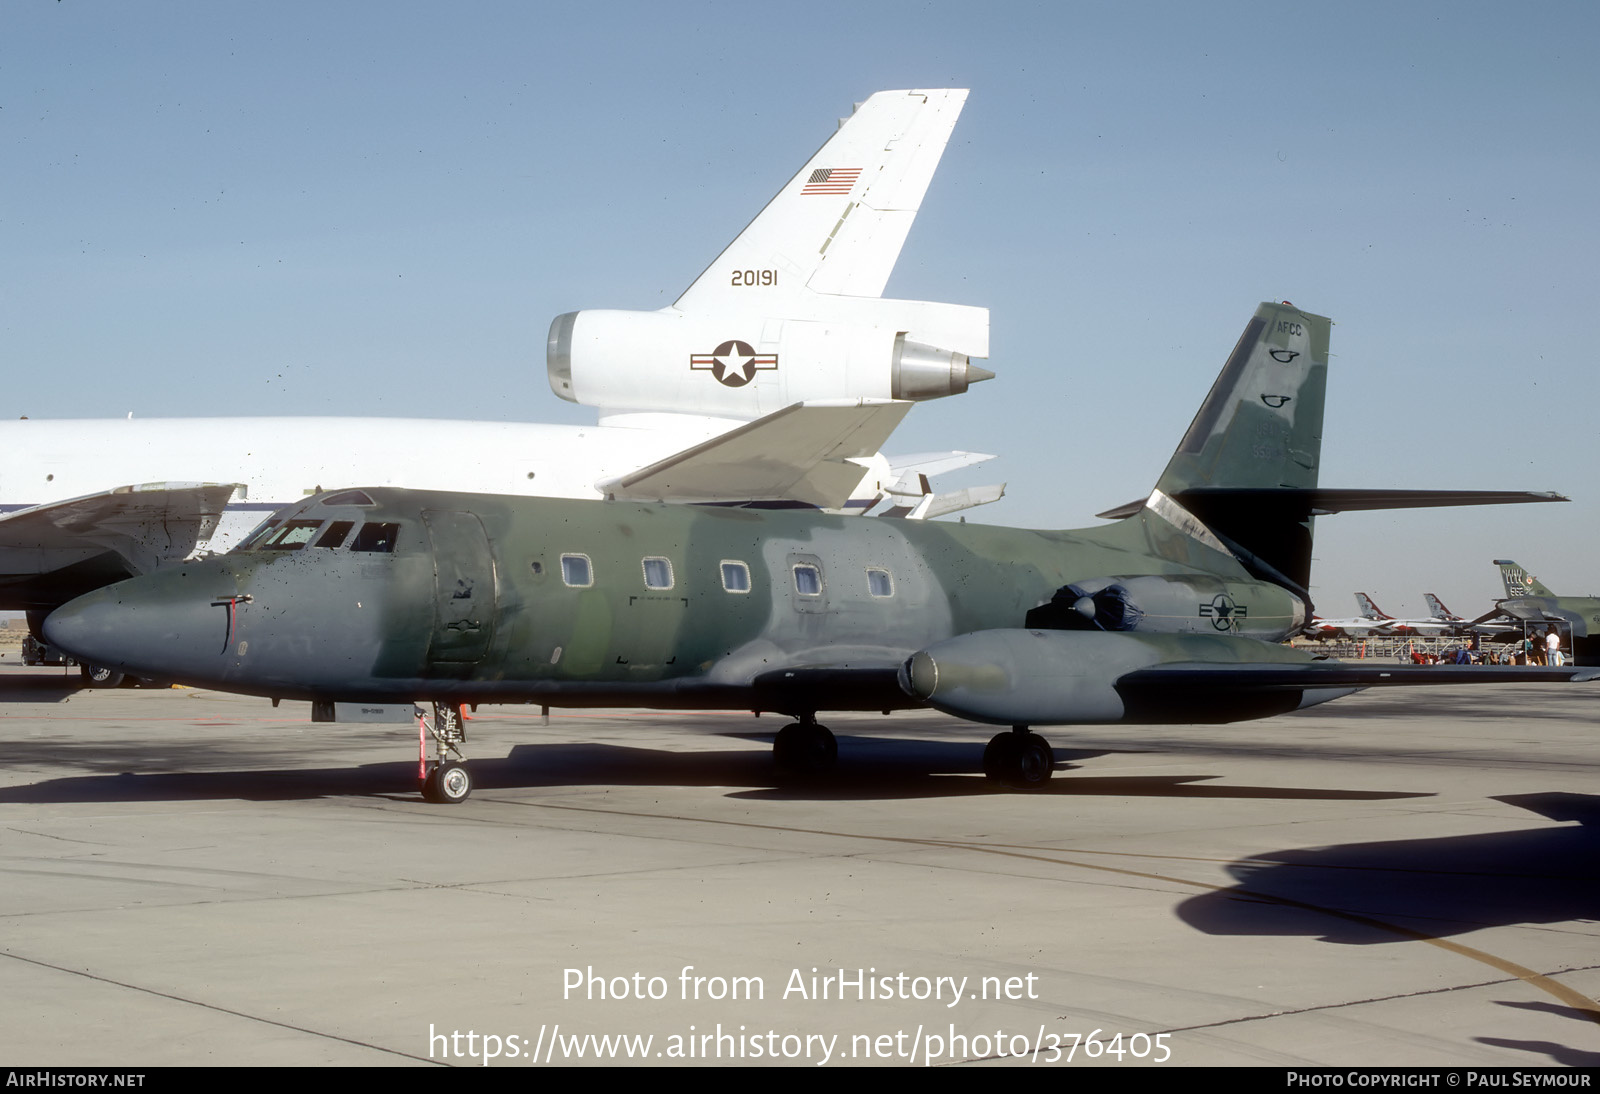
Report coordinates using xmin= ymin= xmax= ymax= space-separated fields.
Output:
xmin=0 ymin=482 xmax=240 ymax=575
xmin=1099 ymin=487 xmax=1569 ymax=522
xmin=600 ymin=401 xmax=911 ymax=509
xmin=880 ymin=484 xmax=1005 ymax=520
xmin=887 ymin=450 xmax=996 ymax=482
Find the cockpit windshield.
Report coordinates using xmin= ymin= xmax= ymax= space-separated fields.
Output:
xmin=258 ymin=520 xmax=324 ymax=550
xmin=231 ymin=516 xmax=403 ymax=554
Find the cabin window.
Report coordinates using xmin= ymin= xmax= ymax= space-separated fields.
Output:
xmin=561 ymin=554 xmax=593 ymax=587
xmin=721 ymin=561 xmax=751 ymax=594
xmin=642 ymin=557 xmax=673 ymax=590
xmin=313 ymin=520 xmax=354 ymax=549
xmin=350 ymin=522 xmax=401 ymax=553
xmin=792 ymin=564 xmax=822 ymax=597
xmin=260 ymin=520 xmax=323 ymax=550
xmin=867 ymin=567 xmax=894 ymax=598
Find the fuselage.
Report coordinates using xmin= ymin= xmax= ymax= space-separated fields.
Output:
xmin=43 ymin=487 xmax=1307 ymax=710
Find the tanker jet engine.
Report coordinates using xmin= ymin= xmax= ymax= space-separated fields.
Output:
xmin=44 ymin=303 xmax=1587 ymax=803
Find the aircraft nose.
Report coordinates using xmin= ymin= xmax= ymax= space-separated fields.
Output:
xmin=44 ymin=577 xmax=226 ymax=681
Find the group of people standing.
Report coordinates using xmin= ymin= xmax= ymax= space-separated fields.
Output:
xmin=1525 ymin=625 xmax=1566 ymax=666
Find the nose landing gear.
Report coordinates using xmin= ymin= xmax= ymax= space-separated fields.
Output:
xmin=419 ymin=702 xmax=472 ymax=803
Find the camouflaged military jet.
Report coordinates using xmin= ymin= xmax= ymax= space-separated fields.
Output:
xmin=1468 ymin=561 xmax=1600 ymax=665
xmin=42 ymin=303 xmax=1589 ymax=803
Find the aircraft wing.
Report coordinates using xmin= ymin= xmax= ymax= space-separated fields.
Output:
xmin=0 ymin=482 xmax=241 ymax=611
xmin=599 ymin=401 xmax=911 ymax=509
xmin=0 ymin=482 xmax=239 ymax=574
xmin=674 ymin=89 xmax=969 ymax=308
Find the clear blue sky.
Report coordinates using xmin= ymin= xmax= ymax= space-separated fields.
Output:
xmin=5 ymin=0 xmax=1597 ymax=617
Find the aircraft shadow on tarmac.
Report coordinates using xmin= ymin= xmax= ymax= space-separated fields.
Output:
xmin=1478 ymin=1004 xmax=1600 ymax=1066
xmin=0 ymin=735 xmax=1428 ymax=805
xmin=0 ymin=676 xmax=83 ymax=702
xmin=1175 ymin=792 xmax=1600 ymax=945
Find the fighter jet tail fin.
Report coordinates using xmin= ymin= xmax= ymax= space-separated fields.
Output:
xmin=1496 ymin=559 xmax=1556 ymax=598
xmin=1424 ymin=593 xmax=1459 ymax=620
xmin=1354 ymin=592 xmax=1389 ymax=620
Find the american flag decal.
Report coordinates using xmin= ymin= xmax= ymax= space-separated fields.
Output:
xmin=801 ymin=167 xmax=862 ymax=195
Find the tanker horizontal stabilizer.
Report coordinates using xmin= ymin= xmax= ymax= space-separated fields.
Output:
xmin=598 ymin=401 xmax=910 ymax=509
xmin=879 ymin=483 xmax=1005 ymax=520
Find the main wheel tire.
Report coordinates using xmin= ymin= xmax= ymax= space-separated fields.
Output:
xmin=80 ymin=664 xmax=125 ymax=689
xmin=773 ymin=723 xmax=838 ymax=775
xmin=983 ymin=732 xmax=1021 ymax=781
xmin=1012 ymin=733 xmax=1056 ymax=788
xmin=983 ymin=731 xmax=1054 ymax=788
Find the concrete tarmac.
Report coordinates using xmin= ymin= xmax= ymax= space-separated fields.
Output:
xmin=1 ymin=662 xmax=1597 ymax=1067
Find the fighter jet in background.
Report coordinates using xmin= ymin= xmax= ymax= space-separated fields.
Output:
xmin=1424 ymin=593 xmax=1465 ymax=625
xmin=45 ymin=302 xmax=1585 ymax=802
xmin=1348 ymin=593 xmax=1455 ymax=636
xmin=1466 ymin=561 xmax=1600 ymax=664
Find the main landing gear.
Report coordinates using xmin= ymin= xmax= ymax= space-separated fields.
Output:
xmin=772 ymin=714 xmax=837 ymax=776
xmin=80 ymin=663 xmax=126 ymax=689
xmin=983 ymin=727 xmax=1056 ymax=789
xmin=419 ymin=701 xmax=472 ymax=804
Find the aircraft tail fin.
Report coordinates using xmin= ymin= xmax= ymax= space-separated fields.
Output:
xmin=1153 ymin=302 xmax=1331 ymax=499
xmin=673 ymin=89 xmax=968 ymax=308
xmin=1128 ymin=304 xmax=1566 ymax=602
xmin=1138 ymin=302 xmax=1331 ymax=594
xmin=1495 ymin=559 xmax=1555 ymax=598
xmin=1424 ymin=593 xmax=1458 ymax=620
xmin=1354 ymin=592 xmax=1391 ymax=620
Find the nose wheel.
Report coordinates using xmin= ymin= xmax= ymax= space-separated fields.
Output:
xmin=983 ymin=727 xmax=1055 ymax=788
xmin=423 ymin=760 xmax=472 ymax=804
xmin=419 ymin=702 xmax=472 ymax=803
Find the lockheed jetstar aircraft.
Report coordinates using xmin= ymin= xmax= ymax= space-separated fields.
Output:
xmin=3 ymin=89 xmax=997 ymax=673
xmin=44 ymin=303 xmax=1588 ymax=803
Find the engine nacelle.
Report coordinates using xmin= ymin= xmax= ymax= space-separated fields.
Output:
xmin=899 ymin=629 xmax=1328 ymax=726
xmin=1023 ymin=575 xmax=1307 ymax=642
xmin=548 ymin=297 xmax=990 ymax=418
